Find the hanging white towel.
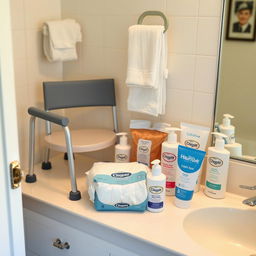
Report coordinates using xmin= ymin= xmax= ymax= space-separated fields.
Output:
xmin=43 ymin=19 xmax=82 ymax=62
xmin=126 ymin=25 xmax=168 ymax=117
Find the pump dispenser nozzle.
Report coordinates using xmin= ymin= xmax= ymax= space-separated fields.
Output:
xmin=165 ymin=127 xmax=181 ymax=144
xmin=151 ymin=159 xmax=161 ymax=176
xmin=116 ymin=132 xmax=128 ymax=146
xmin=212 ymin=132 xmax=228 ymax=150
xmin=223 ymin=114 xmax=234 ymax=127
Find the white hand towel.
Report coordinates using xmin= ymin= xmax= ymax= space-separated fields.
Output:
xmin=43 ymin=19 xmax=82 ymax=62
xmin=126 ymin=25 xmax=168 ymax=116
xmin=126 ymin=25 xmax=164 ymax=88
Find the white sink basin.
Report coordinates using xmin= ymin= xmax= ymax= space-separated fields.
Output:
xmin=183 ymin=207 xmax=256 ymax=256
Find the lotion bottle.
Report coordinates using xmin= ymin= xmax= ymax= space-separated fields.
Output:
xmin=219 ymin=114 xmax=235 ymax=143
xmin=204 ymin=132 xmax=230 ymax=199
xmin=147 ymin=160 xmax=166 ymax=213
xmin=161 ymin=127 xmax=181 ymax=196
xmin=115 ymin=133 xmax=131 ymax=163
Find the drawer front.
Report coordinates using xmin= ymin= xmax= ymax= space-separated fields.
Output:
xmin=24 ymin=209 xmax=109 ymax=256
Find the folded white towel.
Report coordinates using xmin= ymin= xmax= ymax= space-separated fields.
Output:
xmin=43 ymin=19 xmax=82 ymax=62
xmin=126 ymin=25 xmax=168 ymax=116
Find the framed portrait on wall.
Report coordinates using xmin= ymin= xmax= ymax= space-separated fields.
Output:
xmin=226 ymin=0 xmax=256 ymax=41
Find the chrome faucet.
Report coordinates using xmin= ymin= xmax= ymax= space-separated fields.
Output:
xmin=239 ymin=185 xmax=256 ymax=206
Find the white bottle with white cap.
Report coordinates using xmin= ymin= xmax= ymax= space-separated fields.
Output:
xmin=161 ymin=127 xmax=181 ymax=196
xmin=147 ymin=160 xmax=166 ymax=213
xmin=219 ymin=114 xmax=235 ymax=144
xmin=204 ymin=132 xmax=230 ymax=199
xmin=115 ymin=133 xmax=131 ymax=163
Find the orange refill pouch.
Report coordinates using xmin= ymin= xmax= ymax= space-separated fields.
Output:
xmin=130 ymin=121 xmax=168 ymax=167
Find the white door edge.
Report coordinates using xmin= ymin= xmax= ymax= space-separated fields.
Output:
xmin=0 ymin=0 xmax=26 ymax=255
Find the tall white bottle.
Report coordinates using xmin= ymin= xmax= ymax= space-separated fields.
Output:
xmin=161 ymin=127 xmax=181 ymax=196
xmin=204 ymin=132 xmax=230 ymax=199
xmin=219 ymin=114 xmax=235 ymax=144
xmin=115 ymin=133 xmax=131 ymax=163
xmin=147 ymin=160 xmax=166 ymax=213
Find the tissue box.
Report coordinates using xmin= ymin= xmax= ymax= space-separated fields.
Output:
xmin=86 ymin=162 xmax=149 ymax=212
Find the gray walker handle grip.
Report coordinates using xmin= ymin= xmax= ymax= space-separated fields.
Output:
xmin=28 ymin=107 xmax=69 ymax=127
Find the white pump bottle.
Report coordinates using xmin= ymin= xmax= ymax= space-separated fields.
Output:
xmin=219 ymin=114 xmax=235 ymax=144
xmin=115 ymin=133 xmax=131 ymax=163
xmin=204 ymin=132 xmax=230 ymax=199
xmin=147 ymin=160 xmax=166 ymax=213
xmin=161 ymin=127 xmax=181 ymax=196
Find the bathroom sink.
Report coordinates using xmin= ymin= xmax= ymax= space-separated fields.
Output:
xmin=183 ymin=207 xmax=256 ymax=256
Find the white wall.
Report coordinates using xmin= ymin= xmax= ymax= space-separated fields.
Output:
xmin=62 ymin=0 xmax=222 ymax=134
xmin=10 ymin=0 xmax=62 ymax=168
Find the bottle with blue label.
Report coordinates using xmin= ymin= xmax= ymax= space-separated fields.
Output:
xmin=147 ymin=160 xmax=166 ymax=213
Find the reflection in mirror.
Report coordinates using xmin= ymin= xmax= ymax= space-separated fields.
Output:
xmin=215 ymin=0 xmax=256 ymax=163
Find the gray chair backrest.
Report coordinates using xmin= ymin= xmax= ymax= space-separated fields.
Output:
xmin=43 ymin=79 xmax=116 ymax=111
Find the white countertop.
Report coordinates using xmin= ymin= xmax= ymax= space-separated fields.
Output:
xmin=22 ymin=154 xmax=254 ymax=256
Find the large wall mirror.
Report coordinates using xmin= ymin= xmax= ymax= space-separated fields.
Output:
xmin=215 ymin=0 xmax=256 ymax=163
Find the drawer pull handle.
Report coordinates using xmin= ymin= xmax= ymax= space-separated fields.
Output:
xmin=53 ymin=238 xmax=70 ymax=250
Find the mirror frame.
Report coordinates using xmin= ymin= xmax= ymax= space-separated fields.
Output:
xmin=213 ymin=0 xmax=256 ymax=164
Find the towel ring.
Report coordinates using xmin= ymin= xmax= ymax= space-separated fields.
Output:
xmin=137 ymin=11 xmax=169 ymax=33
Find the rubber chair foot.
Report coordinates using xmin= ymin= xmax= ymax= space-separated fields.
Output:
xmin=41 ymin=161 xmax=52 ymax=170
xmin=25 ymin=174 xmax=37 ymax=183
xmin=69 ymin=191 xmax=81 ymax=201
xmin=64 ymin=152 xmax=75 ymax=160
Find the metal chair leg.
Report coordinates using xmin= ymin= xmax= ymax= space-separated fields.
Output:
xmin=26 ymin=116 xmax=37 ymax=183
xmin=41 ymin=147 xmax=52 ymax=170
xmin=42 ymin=120 xmax=52 ymax=170
xmin=63 ymin=126 xmax=81 ymax=201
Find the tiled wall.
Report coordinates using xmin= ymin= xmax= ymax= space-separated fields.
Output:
xmin=62 ymin=0 xmax=222 ymax=134
xmin=10 ymin=0 xmax=223 ymax=166
xmin=10 ymin=0 xmax=62 ymax=167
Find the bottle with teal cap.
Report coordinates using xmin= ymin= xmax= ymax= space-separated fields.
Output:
xmin=147 ymin=160 xmax=166 ymax=213
xmin=204 ymin=132 xmax=230 ymax=199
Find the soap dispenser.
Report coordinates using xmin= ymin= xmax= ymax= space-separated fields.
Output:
xmin=115 ymin=133 xmax=131 ymax=163
xmin=161 ymin=127 xmax=181 ymax=196
xmin=147 ymin=160 xmax=166 ymax=213
xmin=204 ymin=132 xmax=230 ymax=199
xmin=219 ymin=114 xmax=235 ymax=143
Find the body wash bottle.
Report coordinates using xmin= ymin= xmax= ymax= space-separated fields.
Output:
xmin=204 ymin=132 xmax=230 ymax=199
xmin=219 ymin=114 xmax=235 ymax=143
xmin=115 ymin=133 xmax=131 ymax=163
xmin=161 ymin=127 xmax=181 ymax=195
xmin=147 ymin=160 xmax=166 ymax=213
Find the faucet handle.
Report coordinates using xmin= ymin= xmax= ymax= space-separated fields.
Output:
xmin=239 ymin=185 xmax=256 ymax=190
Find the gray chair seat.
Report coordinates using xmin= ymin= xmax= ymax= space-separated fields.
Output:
xmin=45 ymin=129 xmax=116 ymax=153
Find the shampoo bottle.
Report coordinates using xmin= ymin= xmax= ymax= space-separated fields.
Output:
xmin=147 ymin=160 xmax=166 ymax=213
xmin=219 ymin=114 xmax=235 ymax=144
xmin=161 ymin=127 xmax=181 ymax=196
xmin=204 ymin=132 xmax=230 ymax=199
xmin=115 ymin=133 xmax=131 ymax=163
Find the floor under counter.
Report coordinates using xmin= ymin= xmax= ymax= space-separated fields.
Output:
xmin=23 ymin=154 xmax=246 ymax=256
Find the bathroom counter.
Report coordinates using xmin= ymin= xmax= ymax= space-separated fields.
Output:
xmin=22 ymin=155 xmax=253 ymax=256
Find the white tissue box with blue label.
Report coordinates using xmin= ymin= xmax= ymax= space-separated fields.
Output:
xmin=87 ymin=162 xmax=148 ymax=211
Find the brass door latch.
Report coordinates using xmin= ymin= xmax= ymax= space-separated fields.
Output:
xmin=10 ymin=161 xmax=23 ymax=189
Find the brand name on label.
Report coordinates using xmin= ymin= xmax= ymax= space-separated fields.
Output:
xmin=149 ymin=186 xmax=163 ymax=194
xmin=139 ymin=145 xmax=149 ymax=153
xmin=187 ymin=132 xmax=200 ymax=139
xmin=116 ymin=154 xmax=128 ymax=161
xmin=209 ymin=157 xmax=223 ymax=167
xmin=111 ymin=172 xmax=132 ymax=178
xmin=180 ymin=154 xmax=199 ymax=164
xmin=184 ymin=139 xmax=200 ymax=149
xmin=114 ymin=203 xmax=130 ymax=208
xmin=162 ymin=152 xmax=176 ymax=162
